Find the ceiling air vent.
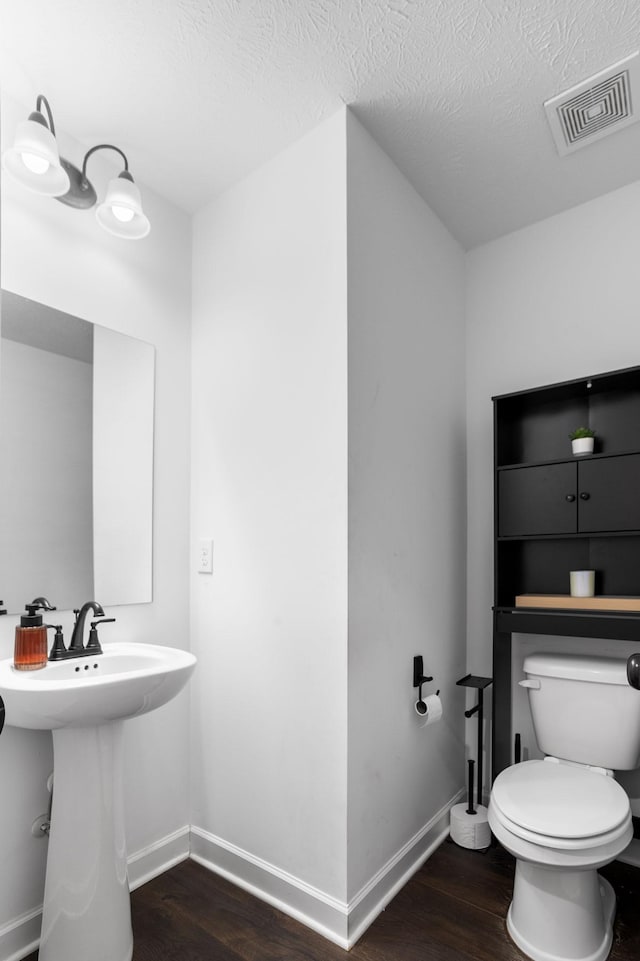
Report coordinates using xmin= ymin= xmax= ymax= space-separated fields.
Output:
xmin=544 ymin=52 xmax=640 ymax=155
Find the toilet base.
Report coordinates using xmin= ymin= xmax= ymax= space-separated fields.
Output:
xmin=507 ymin=863 xmax=615 ymax=961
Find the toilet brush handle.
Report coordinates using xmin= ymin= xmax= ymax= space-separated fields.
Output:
xmin=466 ymin=759 xmax=476 ymax=816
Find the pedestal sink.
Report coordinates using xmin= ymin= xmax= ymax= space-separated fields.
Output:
xmin=0 ymin=642 xmax=196 ymax=961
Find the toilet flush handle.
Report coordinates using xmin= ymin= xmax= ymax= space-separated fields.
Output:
xmin=519 ymin=679 xmax=541 ymax=689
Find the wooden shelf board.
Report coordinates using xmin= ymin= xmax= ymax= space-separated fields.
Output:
xmin=515 ymin=594 xmax=640 ymax=613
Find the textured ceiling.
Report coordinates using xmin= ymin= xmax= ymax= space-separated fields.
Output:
xmin=1 ymin=0 xmax=639 ymax=248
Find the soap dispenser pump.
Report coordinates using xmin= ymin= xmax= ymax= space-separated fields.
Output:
xmin=14 ymin=597 xmax=56 ymax=671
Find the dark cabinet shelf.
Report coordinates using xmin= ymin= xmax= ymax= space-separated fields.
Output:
xmin=498 ymin=530 xmax=640 ymax=541
xmin=494 ymin=607 xmax=640 ymax=640
xmin=497 ymin=447 xmax=640 ymax=472
xmin=492 ymin=365 xmax=640 ymax=782
xmin=499 ymin=462 xmax=577 ymax=536
xmin=495 ymin=366 xmax=640 ymax=467
xmin=579 ymin=453 xmax=640 ymax=531
xmin=495 ymin=534 xmax=640 ymax=608
xmin=498 ymin=453 xmax=640 ymax=538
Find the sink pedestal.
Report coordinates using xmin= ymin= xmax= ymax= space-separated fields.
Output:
xmin=40 ymin=721 xmax=133 ymax=961
xmin=0 ymin=641 xmax=196 ymax=959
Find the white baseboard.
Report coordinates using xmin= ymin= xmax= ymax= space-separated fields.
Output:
xmin=128 ymin=824 xmax=191 ymax=891
xmin=0 ymin=797 xmax=463 ymax=961
xmin=346 ymin=789 xmax=464 ymax=945
xmin=190 ymin=827 xmax=351 ymax=947
xmin=191 ymin=789 xmax=464 ymax=950
xmin=0 ymin=908 xmax=41 ymax=961
xmin=0 ymin=826 xmax=190 ymax=961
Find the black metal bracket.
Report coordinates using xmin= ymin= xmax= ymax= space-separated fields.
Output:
xmin=413 ymin=655 xmax=436 ymax=714
xmin=413 ymin=655 xmax=432 ymax=689
xmin=457 ymin=674 xmax=493 ymax=807
xmin=457 ymin=675 xmax=493 ymax=711
xmin=0 ymin=695 xmax=5 ymax=737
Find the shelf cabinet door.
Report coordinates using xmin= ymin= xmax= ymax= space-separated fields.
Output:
xmin=498 ymin=463 xmax=577 ymax=536
xmin=578 ymin=453 xmax=640 ymax=532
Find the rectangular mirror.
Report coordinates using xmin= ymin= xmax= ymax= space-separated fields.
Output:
xmin=0 ymin=290 xmax=154 ymax=613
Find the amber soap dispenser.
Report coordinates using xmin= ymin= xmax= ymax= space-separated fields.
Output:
xmin=14 ymin=597 xmax=56 ymax=671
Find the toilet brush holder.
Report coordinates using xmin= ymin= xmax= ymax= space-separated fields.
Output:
xmin=450 ymin=759 xmax=491 ymax=850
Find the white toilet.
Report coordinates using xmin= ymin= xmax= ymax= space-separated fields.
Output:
xmin=488 ymin=652 xmax=640 ymax=961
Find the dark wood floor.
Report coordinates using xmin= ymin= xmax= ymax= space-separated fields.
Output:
xmin=25 ymin=840 xmax=640 ymax=960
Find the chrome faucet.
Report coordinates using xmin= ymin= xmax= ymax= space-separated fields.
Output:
xmin=68 ymin=601 xmax=105 ymax=654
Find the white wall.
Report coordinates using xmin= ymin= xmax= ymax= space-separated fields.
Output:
xmin=466 ymin=180 xmax=640 ymax=808
xmin=190 ymin=106 xmax=467 ymax=946
xmin=346 ymin=113 xmax=467 ymax=900
xmin=190 ymin=110 xmax=349 ymax=913
xmin=0 ymin=95 xmax=192 ymax=951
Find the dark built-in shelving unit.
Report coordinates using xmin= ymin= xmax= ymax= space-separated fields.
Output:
xmin=492 ymin=365 xmax=640 ymax=780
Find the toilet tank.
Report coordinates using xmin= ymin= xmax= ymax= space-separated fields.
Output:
xmin=522 ymin=653 xmax=640 ymax=770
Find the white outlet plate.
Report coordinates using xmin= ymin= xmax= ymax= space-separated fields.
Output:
xmin=198 ymin=538 xmax=213 ymax=574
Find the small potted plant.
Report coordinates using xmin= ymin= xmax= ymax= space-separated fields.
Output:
xmin=569 ymin=426 xmax=595 ymax=456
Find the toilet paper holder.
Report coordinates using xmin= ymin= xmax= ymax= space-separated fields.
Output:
xmin=413 ymin=655 xmax=438 ymax=714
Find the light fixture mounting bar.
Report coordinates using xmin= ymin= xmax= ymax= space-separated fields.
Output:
xmin=57 ymin=144 xmax=132 ymax=210
xmin=57 ymin=159 xmax=97 ymax=208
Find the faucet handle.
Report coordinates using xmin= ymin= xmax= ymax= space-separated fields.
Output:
xmin=86 ymin=618 xmax=115 ymax=655
xmin=46 ymin=625 xmax=67 ymax=661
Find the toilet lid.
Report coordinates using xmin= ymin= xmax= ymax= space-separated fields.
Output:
xmin=491 ymin=760 xmax=630 ymax=839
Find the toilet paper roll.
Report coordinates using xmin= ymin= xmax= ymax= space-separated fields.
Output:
xmin=450 ymin=803 xmax=491 ymax=849
xmin=415 ymin=693 xmax=443 ymax=725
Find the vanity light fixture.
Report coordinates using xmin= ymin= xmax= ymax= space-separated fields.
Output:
xmin=2 ymin=94 xmax=150 ymax=240
xmin=1 ymin=95 xmax=70 ymax=196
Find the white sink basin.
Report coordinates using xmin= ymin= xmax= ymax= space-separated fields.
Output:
xmin=0 ymin=641 xmax=196 ymax=729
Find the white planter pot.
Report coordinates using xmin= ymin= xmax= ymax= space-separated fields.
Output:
xmin=570 ymin=569 xmax=596 ymax=597
xmin=571 ymin=437 xmax=594 ymax=456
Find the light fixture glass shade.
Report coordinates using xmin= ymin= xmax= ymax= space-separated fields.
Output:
xmin=95 ymin=174 xmax=150 ymax=239
xmin=2 ymin=117 xmax=70 ymax=196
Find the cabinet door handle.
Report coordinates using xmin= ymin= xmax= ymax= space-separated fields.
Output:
xmin=565 ymin=494 xmax=576 ymax=502
xmin=580 ymin=491 xmax=590 ymax=501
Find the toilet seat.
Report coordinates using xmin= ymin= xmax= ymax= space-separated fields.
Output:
xmin=491 ymin=804 xmax=631 ymax=852
xmin=491 ymin=759 xmax=630 ymax=849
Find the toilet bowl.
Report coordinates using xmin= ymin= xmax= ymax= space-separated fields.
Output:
xmin=489 ymin=758 xmax=633 ymax=961
xmin=490 ymin=653 xmax=640 ymax=961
